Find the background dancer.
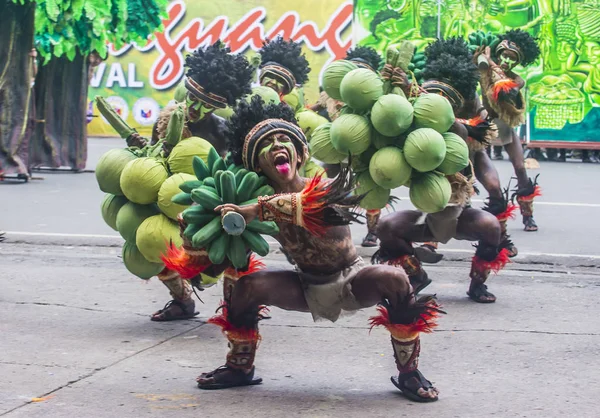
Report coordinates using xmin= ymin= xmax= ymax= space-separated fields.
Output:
xmin=150 ymin=44 xmax=254 ymax=321
xmin=416 ymin=38 xmax=519 ymax=261
xmin=475 ymin=30 xmax=542 ymax=232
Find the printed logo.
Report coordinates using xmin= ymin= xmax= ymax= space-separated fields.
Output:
xmin=133 ymin=97 xmax=160 ymax=126
xmin=101 ymin=96 xmax=129 ymax=124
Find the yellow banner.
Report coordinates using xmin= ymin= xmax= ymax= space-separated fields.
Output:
xmin=88 ymin=0 xmax=352 ymax=136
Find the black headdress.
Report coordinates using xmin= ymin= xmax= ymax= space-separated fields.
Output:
xmin=497 ymin=29 xmax=541 ymax=67
xmin=184 ymin=42 xmax=254 ymax=108
xmin=258 ymin=37 xmax=311 ymax=94
xmin=422 ymin=39 xmax=479 ymax=109
xmin=345 ymin=46 xmax=383 ymax=72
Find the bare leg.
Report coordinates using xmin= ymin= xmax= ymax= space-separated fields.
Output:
xmin=196 ymin=269 xmax=308 ymax=389
xmin=473 ymin=150 xmax=503 ymax=199
xmin=496 ymin=120 xmax=539 ymax=232
xmin=456 ymin=208 xmax=506 ymax=303
xmin=376 ymin=211 xmax=436 ymax=293
xmin=503 ymin=129 xmax=528 ymax=189
xmin=350 ymin=265 xmax=441 ymax=402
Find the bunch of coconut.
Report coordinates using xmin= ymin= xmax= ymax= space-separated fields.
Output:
xmin=311 ymin=44 xmax=469 ymax=213
xmin=96 ymin=97 xmax=216 ymax=282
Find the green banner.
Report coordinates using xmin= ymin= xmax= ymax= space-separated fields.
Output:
xmin=354 ymin=0 xmax=600 ymax=145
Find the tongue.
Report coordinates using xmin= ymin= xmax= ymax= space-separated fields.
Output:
xmin=276 ymin=162 xmax=291 ymax=175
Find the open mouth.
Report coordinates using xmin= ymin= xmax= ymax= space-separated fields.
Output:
xmin=273 ymin=152 xmax=290 ymax=175
xmin=187 ymin=107 xmax=199 ymax=120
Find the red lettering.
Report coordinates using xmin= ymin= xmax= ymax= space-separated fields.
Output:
xmin=223 ymin=9 xmax=266 ymax=52
xmin=135 ymin=1 xmax=353 ymax=90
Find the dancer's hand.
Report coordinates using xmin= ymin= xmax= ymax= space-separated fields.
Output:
xmin=215 ymin=203 xmax=259 ymax=224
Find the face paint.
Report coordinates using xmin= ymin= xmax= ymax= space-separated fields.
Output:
xmin=258 ymin=136 xmax=298 ymax=176
xmin=261 ymin=76 xmax=285 ymax=94
xmin=186 ymin=94 xmax=215 ymax=122
xmin=499 ymin=52 xmax=518 ymax=70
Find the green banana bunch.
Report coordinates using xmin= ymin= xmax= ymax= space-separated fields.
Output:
xmin=407 ymin=50 xmax=426 ymax=84
xmin=172 ymin=149 xmax=278 ymax=269
xmin=467 ymin=31 xmax=501 ymax=53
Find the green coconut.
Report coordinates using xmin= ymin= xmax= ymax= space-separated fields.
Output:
xmin=330 ymin=114 xmax=372 ymax=155
xmin=409 ymin=172 xmax=451 ymax=213
xmin=351 ymin=146 xmax=376 ymax=174
xmin=122 ymin=241 xmax=164 ymax=280
xmin=116 ymin=202 xmax=159 ymax=241
xmin=412 ymin=94 xmax=455 ymax=133
xmin=101 ymin=194 xmax=128 ymax=231
xmin=372 ymin=131 xmax=399 ymax=149
xmin=302 ymin=158 xmax=327 ymax=179
xmin=120 ymin=157 xmax=169 ymax=204
xmin=173 ymin=80 xmax=187 ymax=102
xmin=136 ymin=214 xmax=183 ymax=263
xmin=403 ymin=128 xmax=447 ymax=172
xmin=95 ymin=148 xmax=138 ymax=195
xmin=354 ymin=171 xmax=391 ymax=210
xmin=437 ymin=132 xmax=470 ymax=175
xmin=296 ymin=109 xmax=329 ymax=139
xmin=158 ymin=173 xmax=196 ymax=219
xmin=167 ymin=136 xmax=213 ymax=175
xmin=248 ymin=85 xmax=281 ymax=105
xmin=340 ymin=68 xmax=383 ymax=111
xmin=283 ymin=87 xmax=305 ymax=112
xmin=323 ymin=60 xmax=358 ymax=101
xmin=309 ymin=123 xmax=347 ymax=164
xmin=369 ymin=147 xmax=412 ymax=189
xmin=371 ymin=94 xmax=414 ymax=137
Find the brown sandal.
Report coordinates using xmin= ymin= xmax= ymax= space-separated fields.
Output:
xmin=151 ymin=300 xmax=199 ymax=322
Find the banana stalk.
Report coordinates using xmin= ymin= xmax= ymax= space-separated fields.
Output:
xmin=95 ymin=96 xmax=136 ymax=139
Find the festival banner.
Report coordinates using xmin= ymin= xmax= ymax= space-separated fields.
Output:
xmin=354 ymin=0 xmax=600 ymax=148
xmin=88 ymin=0 xmax=353 ymax=137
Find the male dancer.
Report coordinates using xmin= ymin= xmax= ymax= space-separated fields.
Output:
xmin=416 ymin=38 xmax=519 ymax=261
xmin=373 ymin=43 xmax=512 ymax=303
xmin=168 ymin=96 xmax=443 ymax=402
xmin=150 ymin=43 xmax=254 ymax=321
xmin=151 ymin=42 xmax=254 ymax=156
xmin=257 ymin=37 xmax=311 ymax=98
xmin=475 ymin=30 xmax=542 ymax=231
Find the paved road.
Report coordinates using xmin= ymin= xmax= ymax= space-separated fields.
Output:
xmin=2 ymin=137 xmax=600 ymax=264
xmin=1 ymin=244 xmax=599 ymax=417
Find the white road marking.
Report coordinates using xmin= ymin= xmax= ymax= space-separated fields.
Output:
xmin=5 ymin=231 xmax=121 ymax=239
xmin=5 ymin=233 xmax=600 ymax=259
xmin=394 ymin=197 xmax=600 ymax=208
xmin=438 ymin=248 xmax=600 ymax=260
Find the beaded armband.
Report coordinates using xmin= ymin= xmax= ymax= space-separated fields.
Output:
xmin=257 ymin=193 xmax=303 ymax=226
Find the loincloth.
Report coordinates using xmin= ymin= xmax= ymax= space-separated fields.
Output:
xmin=297 ymin=257 xmax=365 ymax=323
xmin=418 ymin=205 xmax=465 ymax=244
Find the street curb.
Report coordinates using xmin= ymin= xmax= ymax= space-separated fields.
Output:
xmin=4 ymin=232 xmax=600 ymax=269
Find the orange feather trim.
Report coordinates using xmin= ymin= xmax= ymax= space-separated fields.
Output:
xmin=160 ymin=242 xmax=209 ymax=279
xmin=517 ymin=185 xmax=542 ymax=202
xmin=299 ymin=174 xmax=330 ymax=236
xmin=492 ymin=79 xmax=518 ymax=102
xmin=472 ymin=248 xmax=510 ymax=274
xmin=496 ymin=202 xmax=518 ymax=222
xmin=368 ymin=302 xmax=441 ymax=340
xmin=223 ymin=254 xmax=266 ymax=281
xmin=208 ymin=302 xmax=269 ymax=342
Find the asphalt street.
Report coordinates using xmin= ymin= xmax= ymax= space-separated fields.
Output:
xmin=1 ymin=137 xmax=600 ymax=417
xmin=1 ymin=244 xmax=599 ymax=417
